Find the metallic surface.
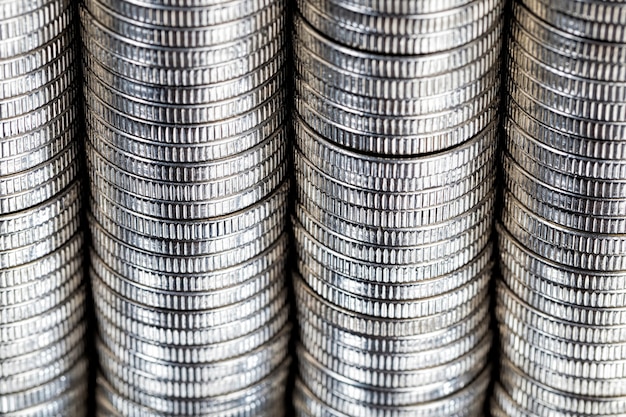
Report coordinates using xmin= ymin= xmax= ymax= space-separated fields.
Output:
xmin=80 ymin=0 xmax=290 ymax=415
xmin=492 ymin=1 xmax=626 ymax=416
xmin=292 ymin=1 xmax=502 ymax=415
xmin=0 ymin=1 xmax=87 ymax=416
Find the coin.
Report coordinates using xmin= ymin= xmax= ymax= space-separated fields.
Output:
xmin=492 ymin=0 xmax=626 ymax=414
xmin=81 ymin=0 xmax=291 ymax=414
xmin=0 ymin=1 xmax=87 ymax=414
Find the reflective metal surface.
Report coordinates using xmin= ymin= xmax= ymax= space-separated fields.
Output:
xmin=492 ymin=1 xmax=626 ymax=416
xmin=80 ymin=0 xmax=290 ymax=415
xmin=0 ymin=1 xmax=87 ymax=416
xmin=292 ymin=1 xmax=503 ymax=415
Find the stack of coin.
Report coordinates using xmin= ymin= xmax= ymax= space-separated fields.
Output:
xmin=0 ymin=1 xmax=88 ymax=416
xmin=79 ymin=0 xmax=290 ymax=415
xmin=492 ymin=1 xmax=626 ymax=416
xmin=292 ymin=1 xmax=503 ymax=415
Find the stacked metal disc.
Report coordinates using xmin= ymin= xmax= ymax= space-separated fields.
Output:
xmin=292 ymin=1 xmax=503 ymax=415
xmin=0 ymin=1 xmax=88 ymax=416
xmin=492 ymin=1 xmax=626 ymax=416
xmin=80 ymin=0 xmax=290 ymax=415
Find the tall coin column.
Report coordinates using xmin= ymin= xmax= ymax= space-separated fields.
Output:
xmin=0 ymin=1 xmax=88 ymax=416
xmin=492 ymin=1 xmax=626 ymax=415
xmin=80 ymin=0 xmax=290 ymax=415
xmin=292 ymin=1 xmax=503 ymax=415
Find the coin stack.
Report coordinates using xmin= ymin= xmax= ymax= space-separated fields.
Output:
xmin=292 ymin=1 xmax=503 ymax=415
xmin=492 ymin=1 xmax=626 ymax=416
xmin=80 ymin=0 xmax=290 ymax=415
xmin=0 ymin=1 xmax=88 ymax=416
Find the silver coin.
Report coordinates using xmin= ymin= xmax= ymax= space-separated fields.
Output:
xmin=294 ymin=273 xmax=490 ymax=338
xmin=0 ymin=66 xmax=77 ymax=122
xmin=85 ymin=0 xmax=285 ymax=49
xmin=95 ymin=358 xmax=290 ymax=416
xmin=511 ymin=64 xmax=626 ymax=124
xmin=295 ymin=210 xmax=492 ymax=268
xmin=0 ymin=16 xmax=87 ymax=401
xmin=0 ymin=181 xmax=80 ymax=247
xmin=80 ymin=8 xmax=285 ymax=82
xmin=298 ymin=243 xmax=493 ymax=305
xmin=296 ymin=117 xmax=496 ymax=189
xmin=301 ymin=316 xmax=489 ymax=372
xmin=292 ymin=1 xmax=500 ymax=412
xmin=297 ymin=358 xmax=486 ymax=410
xmin=298 ymin=285 xmax=491 ymax=354
xmin=91 ymin=179 xmax=287 ymax=242
xmin=294 ymin=36 xmax=501 ymax=102
xmin=84 ymin=48 xmax=285 ymax=106
xmin=90 ymin=229 xmax=287 ymax=292
xmin=298 ymin=0 xmax=503 ymax=55
xmin=293 ymin=11 xmax=503 ymax=79
xmin=84 ymin=103 xmax=284 ymax=162
xmin=0 ymin=358 xmax=87 ymax=414
xmin=295 ymin=364 xmax=490 ymax=417
xmin=0 ymin=269 xmax=83 ymax=325
xmin=0 ymin=337 xmax=84 ymax=395
xmin=89 ymin=125 xmax=286 ymax=184
xmin=498 ymin=300 xmax=626 ymax=361
xmin=509 ymin=38 xmax=626 ymax=104
xmin=508 ymin=101 xmax=626 ymax=160
xmin=296 ymin=80 xmax=499 ymax=156
xmin=91 ymin=269 xmax=285 ymax=330
xmin=0 ymin=231 xmax=82 ymax=289
xmin=295 ymin=195 xmax=493 ymax=251
xmin=90 ymin=256 xmax=283 ymax=312
xmin=297 ymin=168 xmax=494 ymax=230
xmin=296 ymin=334 xmax=491 ymax=389
xmin=498 ymin=280 xmax=626 ymax=345
xmin=0 ymin=124 xmax=77 ymax=178
xmin=2 ymin=382 xmax=87 ymax=417
xmin=0 ymin=0 xmax=60 ymax=21
xmin=0 ymin=250 xmax=82 ymax=310
xmin=511 ymin=5 xmax=626 ymax=82
xmin=296 ymin=62 xmax=501 ymax=120
xmin=97 ymin=302 xmax=289 ymax=364
xmin=501 ymin=337 xmax=626 ymax=397
xmin=498 ymin=224 xmax=626 ymax=292
xmin=92 ymin=0 xmax=277 ymax=28
xmin=83 ymin=85 xmax=285 ymax=144
xmin=0 ymin=42 xmax=76 ymax=101
xmin=87 ymin=146 xmax=287 ymax=218
xmin=0 ymin=4 xmax=73 ymax=60
xmin=0 ymin=321 xmax=85 ymax=380
xmin=521 ymin=0 xmax=626 ymax=42
xmin=95 ymin=293 xmax=288 ymax=348
xmin=89 ymin=199 xmax=285 ymax=256
xmin=84 ymin=70 xmax=284 ymax=125
xmin=503 ymin=154 xmax=626 ymax=219
xmin=97 ymin=329 xmax=289 ymax=398
xmin=506 ymin=120 xmax=626 ymax=182
xmin=296 ymin=263 xmax=490 ymax=318
xmin=499 ymin=359 xmax=626 ymax=416
xmin=296 ymin=150 xmax=495 ymax=210
xmin=316 ymin=0 xmax=475 ymax=16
